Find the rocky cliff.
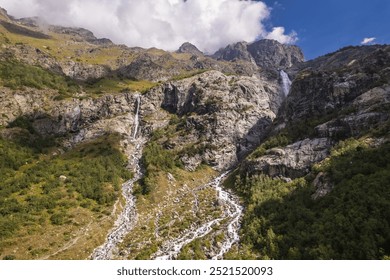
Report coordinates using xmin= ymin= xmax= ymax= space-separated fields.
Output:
xmin=238 ymin=44 xmax=390 ymax=195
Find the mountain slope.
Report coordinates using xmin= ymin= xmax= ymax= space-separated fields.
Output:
xmin=229 ymin=44 xmax=390 ymax=260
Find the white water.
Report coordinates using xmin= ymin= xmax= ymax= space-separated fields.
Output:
xmin=132 ymin=95 xmax=141 ymax=139
xmin=153 ymin=171 xmax=243 ymax=260
xmin=91 ymin=96 xmax=143 ymax=260
xmin=280 ymin=70 xmax=292 ymax=97
xmin=212 ymin=174 xmax=243 ymax=260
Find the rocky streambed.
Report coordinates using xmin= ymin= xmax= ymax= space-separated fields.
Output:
xmin=152 ymin=172 xmax=243 ymax=260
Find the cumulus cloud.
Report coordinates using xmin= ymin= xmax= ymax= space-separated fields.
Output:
xmin=0 ymin=0 xmax=297 ymax=53
xmin=266 ymin=27 xmax=298 ymax=44
xmin=361 ymin=37 xmax=376 ymax=45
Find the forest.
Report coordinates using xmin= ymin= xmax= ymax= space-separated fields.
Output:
xmin=231 ymin=139 xmax=390 ymax=259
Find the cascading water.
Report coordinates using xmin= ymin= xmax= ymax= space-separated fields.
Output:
xmin=91 ymin=95 xmax=143 ymax=260
xmin=212 ymin=175 xmax=243 ymax=260
xmin=132 ymin=95 xmax=141 ymax=139
xmin=152 ymin=172 xmax=243 ymax=260
xmin=280 ymin=70 xmax=292 ymax=97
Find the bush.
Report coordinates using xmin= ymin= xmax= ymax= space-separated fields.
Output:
xmin=50 ymin=212 xmax=67 ymax=225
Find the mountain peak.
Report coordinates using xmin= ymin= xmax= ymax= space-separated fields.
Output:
xmin=213 ymin=39 xmax=304 ymax=70
xmin=247 ymin=39 xmax=305 ymax=69
xmin=177 ymin=42 xmax=203 ymax=56
xmin=212 ymin=41 xmax=252 ymax=62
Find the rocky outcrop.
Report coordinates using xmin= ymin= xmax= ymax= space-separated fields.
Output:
xmin=60 ymin=60 xmax=110 ymax=81
xmin=247 ymin=39 xmax=304 ymax=70
xmin=0 ymin=88 xmax=141 ymax=146
xmin=276 ymin=45 xmax=390 ymax=143
xmin=311 ymin=172 xmax=334 ymax=199
xmin=49 ymin=26 xmax=113 ymax=45
xmin=5 ymin=40 xmax=110 ymax=81
xmin=0 ymin=7 xmax=10 ymax=20
xmin=213 ymin=42 xmax=254 ymax=63
xmin=157 ymin=70 xmax=281 ymax=170
xmin=177 ymin=42 xmax=203 ymax=57
xmin=315 ymin=112 xmax=389 ymax=139
xmin=241 ymin=138 xmax=332 ymax=179
xmin=213 ymin=39 xmax=304 ymax=71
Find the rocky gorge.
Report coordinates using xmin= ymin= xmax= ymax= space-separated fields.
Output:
xmin=0 ymin=8 xmax=389 ymax=260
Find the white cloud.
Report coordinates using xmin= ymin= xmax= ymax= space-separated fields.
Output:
xmin=361 ymin=37 xmax=376 ymax=44
xmin=266 ymin=27 xmax=298 ymax=44
xmin=0 ymin=0 xmax=298 ymax=53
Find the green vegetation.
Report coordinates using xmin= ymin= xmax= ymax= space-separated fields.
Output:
xmin=0 ymin=133 xmax=132 ymax=245
xmin=138 ymin=134 xmax=182 ymax=195
xmin=0 ymin=58 xmax=158 ymax=98
xmin=232 ymin=139 xmax=390 ymax=259
xmin=0 ymin=20 xmax=50 ymax=40
xmin=0 ymin=59 xmax=78 ymax=95
xmin=250 ymin=134 xmax=290 ymax=159
xmin=170 ymin=69 xmax=209 ymax=81
xmin=85 ymin=77 xmax=158 ymax=95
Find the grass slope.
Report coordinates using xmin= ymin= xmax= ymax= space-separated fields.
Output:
xmin=0 ymin=132 xmax=132 ymax=260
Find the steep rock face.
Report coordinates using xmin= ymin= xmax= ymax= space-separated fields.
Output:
xmin=213 ymin=42 xmax=253 ymax=63
xmin=213 ymin=39 xmax=304 ymax=71
xmin=241 ymin=138 xmax=333 ymax=179
xmin=247 ymin=39 xmax=304 ymax=70
xmin=0 ymin=88 xmax=141 ymax=147
xmin=157 ymin=70 xmax=281 ymax=170
xmin=279 ymin=45 xmax=390 ymax=139
xmin=239 ymin=45 xmax=390 ymax=186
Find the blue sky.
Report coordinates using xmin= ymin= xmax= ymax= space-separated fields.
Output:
xmin=0 ymin=0 xmax=388 ymax=59
xmin=262 ymin=0 xmax=390 ymax=59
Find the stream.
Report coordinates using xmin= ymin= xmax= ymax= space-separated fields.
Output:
xmin=153 ymin=171 xmax=243 ymax=260
xmin=90 ymin=95 xmax=142 ymax=260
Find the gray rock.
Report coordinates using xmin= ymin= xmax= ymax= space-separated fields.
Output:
xmin=213 ymin=39 xmax=304 ymax=71
xmin=241 ymin=138 xmax=333 ymax=179
xmin=311 ymin=172 xmax=334 ymax=200
xmin=213 ymin=42 xmax=253 ymax=63
xmin=157 ymin=70 xmax=281 ymax=171
xmin=177 ymin=42 xmax=203 ymax=57
xmin=247 ymin=39 xmax=304 ymax=70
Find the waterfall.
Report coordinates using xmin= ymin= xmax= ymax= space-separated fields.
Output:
xmin=280 ymin=70 xmax=292 ymax=97
xmin=132 ymin=95 xmax=141 ymax=140
xmin=91 ymin=95 xmax=144 ymax=260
